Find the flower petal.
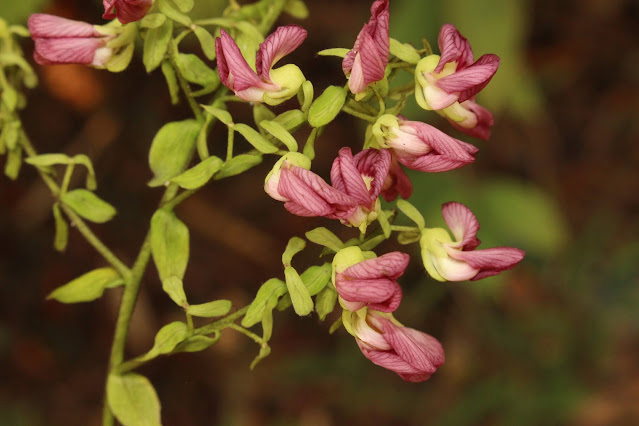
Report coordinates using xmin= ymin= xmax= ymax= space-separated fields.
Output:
xmin=441 ymin=201 xmax=480 ymax=249
xmin=103 ymin=0 xmax=151 ymax=24
xmin=289 ymin=166 xmax=358 ymax=206
xmin=330 ymin=148 xmax=372 ymax=205
xmin=278 ymin=167 xmax=334 ymax=216
xmin=353 ymin=148 xmax=391 ymax=200
xmin=357 ymin=341 xmax=421 ymax=374
xmin=343 ymin=252 xmax=410 ymax=280
xmin=256 ymin=25 xmax=307 ymax=80
xmin=335 ymin=277 xmax=401 ymax=312
xmin=381 ymin=157 xmax=413 ymax=202
xmin=448 ymin=247 xmax=525 ymax=280
xmin=380 ymin=317 xmax=445 ymax=374
xmin=34 ymin=38 xmax=104 ymax=65
xmin=435 ymin=23 xmax=474 ymax=73
xmin=447 ymin=100 xmax=494 ymax=141
xmin=216 ymin=30 xmax=265 ymax=92
xmin=28 ymin=14 xmax=101 ymax=38
xmin=436 ymin=54 xmax=499 ymax=102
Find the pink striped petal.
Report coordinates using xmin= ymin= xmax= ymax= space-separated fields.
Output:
xmin=343 ymin=252 xmax=410 ymax=280
xmin=395 ymin=152 xmax=473 ymax=173
xmin=278 ymin=168 xmax=334 ymax=216
xmin=353 ymin=148 xmax=391 ymax=200
xmin=368 ymin=0 xmax=390 ymax=60
xmin=436 ymin=54 xmax=499 ymax=101
xmin=331 ymin=148 xmax=372 ymax=205
xmin=448 ymin=247 xmax=525 ymax=281
xmin=103 ymin=0 xmax=152 ymax=24
xmin=216 ymin=30 xmax=265 ymax=92
xmin=441 ymin=202 xmax=480 ymax=249
xmin=256 ymin=25 xmax=307 ymax=80
xmin=28 ymin=14 xmax=101 ymax=38
xmin=289 ymin=166 xmax=358 ymax=206
xmin=335 ymin=276 xmax=401 ymax=312
xmin=381 ymin=157 xmax=413 ymax=201
xmin=358 ymin=343 xmax=423 ymax=375
xmin=435 ymin=23 xmax=474 ymax=73
xmin=413 ymin=122 xmax=478 ymax=159
xmin=33 ymin=38 xmax=104 ymax=65
xmin=448 ymin=100 xmax=494 ymax=141
xmin=380 ymin=317 xmax=445 ymax=373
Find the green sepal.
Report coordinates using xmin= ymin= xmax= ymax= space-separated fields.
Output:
xmin=303 ymin=127 xmax=319 ymax=160
xmin=48 ymin=267 xmax=124 ymax=303
xmin=61 ymin=189 xmax=116 ymax=223
xmin=299 ymin=80 xmax=313 ymax=113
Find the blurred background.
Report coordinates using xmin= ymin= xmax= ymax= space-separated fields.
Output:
xmin=1 ymin=0 xmax=638 ymax=425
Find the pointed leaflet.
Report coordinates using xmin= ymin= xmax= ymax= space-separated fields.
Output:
xmin=107 ymin=373 xmax=161 ymax=426
xmin=186 ymin=300 xmax=232 ymax=318
xmin=171 ymin=156 xmax=224 ymax=189
xmin=48 ymin=267 xmax=124 ymax=303
xmin=215 ymin=154 xmax=263 ymax=180
xmin=150 ymin=210 xmax=190 ymax=282
xmin=284 ymin=267 xmax=313 ymax=316
xmin=61 ymin=189 xmax=116 ymax=223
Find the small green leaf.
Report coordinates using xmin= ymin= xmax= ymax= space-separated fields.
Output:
xmin=317 ymin=48 xmax=350 ymax=58
xmin=242 ymin=278 xmax=287 ymax=327
xmin=389 ymin=38 xmax=421 ymax=64
xmin=253 ymin=104 xmax=276 ymax=132
xmin=300 ymin=263 xmax=332 ymax=296
xmin=25 ymin=153 xmax=70 ymax=167
xmin=143 ymin=19 xmax=173 ymax=72
xmin=233 ymin=123 xmax=279 ymax=154
xmin=161 ymin=60 xmax=180 ymax=104
xmin=172 ymin=0 xmax=194 ymax=13
xmin=106 ymin=43 xmax=135 ymax=73
xmin=61 ymin=189 xmax=116 ymax=223
xmin=300 ymin=80 xmax=314 ymax=112
xmin=173 ymin=334 xmax=219 ymax=353
xmin=305 ymin=227 xmax=343 ymax=252
xmin=259 ymin=120 xmax=298 ymax=152
xmin=250 ymin=345 xmax=271 ymax=370
xmin=274 ymin=109 xmax=306 ymax=132
xmin=2 ymin=121 xmax=20 ymax=150
xmin=315 ymin=287 xmax=337 ymax=321
xmin=282 ymin=236 xmax=306 ymax=266
xmin=150 ymin=210 xmax=190 ymax=282
xmin=2 ymin=85 xmax=18 ymax=111
xmin=193 ymin=26 xmax=216 ymax=60
xmin=214 ymin=154 xmax=263 ymax=180
xmin=171 ymin=156 xmax=223 ymax=189
xmin=201 ymin=105 xmax=233 ymax=126
xmin=329 ymin=316 xmax=343 ymax=334
xmin=261 ymin=301 xmax=275 ymax=342
xmin=284 ymin=0 xmax=309 ymax=19
xmin=186 ymin=300 xmax=232 ymax=318
xmin=140 ymin=13 xmax=167 ymax=29
xmin=4 ymin=145 xmax=22 ymax=180
xmin=303 ymin=127 xmax=319 ymax=160
xmin=176 ymin=53 xmax=219 ymax=87
xmin=396 ymin=199 xmax=425 ymax=230
xmin=308 ymin=85 xmax=346 ymax=128
xmin=157 ymin=0 xmax=192 ymax=26
xmin=52 ymin=203 xmax=69 ymax=252
xmin=107 ymin=373 xmax=161 ymax=426
xmin=48 ymin=267 xmax=123 ymax=303
xmin=162 ymin=276 xmax=187 ymax=306
xmin=377 ymin=208 xmax=391 ymax=238
xmin=149 ymin=321 xmax=189 ymax=355
xmin=148 ymin=119 xmax=201 ymax=186
xmin=397 ymin=230 xmax=421 ymax=245
xmin=73 ymin=154 xmax=97 ymax=190
xmin=284 ymin=267 xmax=313 ymax=316
xmin=358 ymin=234 xmax=387 ymax=251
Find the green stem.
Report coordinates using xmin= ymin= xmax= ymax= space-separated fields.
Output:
xmin=229 ymin=323 xmax=265 ymax=345
xmin=168 ymin=42 xmax=203 ymax=122
xmin=60 ymin=161 xmax=75 ymax=195
xmin=226 ymin=127 xmax=234 ymax=162
xmin=390 ymin=225 xmax=419 ymax=232
xmin=342 ymin=106 xmax=377 ymax=123
xmin=194 ymin=305 xmax=249 ymax=336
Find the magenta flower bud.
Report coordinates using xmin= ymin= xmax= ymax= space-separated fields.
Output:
xmin=330 ymin=147 xmax=391 ymax=228
xmin=103 ymin=0 xmax=152 ymax=24
xmin=373 ymin=114 xmax=478 ymax=173
xmin=349 ymin=311 xmax=445 ymax=382
xmin=216 ymin=25 xmax=307 ymax=105
xmin=380 ymin=155 xmax=413 ymax=202
xmin=28 ymin=14 xmax=114 ymax=67
xmin=335 ymin=251 xmax=409 ymax=313
xmin=342 ymin=0 xmax=389 ymax=94
xmin=421 ymin=202 xmax=525 ymax=281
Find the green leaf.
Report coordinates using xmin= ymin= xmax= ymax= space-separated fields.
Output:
xmin=242 ymin=278 xmax=287 ymax=327
xmin=173 ymin=334 xmax=219 ymax=353
xmin=300 ymin=263 xmax=332 ymax=296
xmin=253 ymin=104 xmax=276 ymax=132
xmin=73 ymin=154 xmax=97 ymax=190
xmin=148 ymin=321 xmax=189 ymax=356
xmin=303 ymin=127 xmax=319 ymax=160
xmin=176 ymin=53 xmax=219 ymax=87
xmin=315 ymin=287 xmax=337 ymax=321
xmin=377 ymin=208 xmax=391 ymax=238
xmin=275 ymin=109 xmax=306 ymax=132
xmin=396 ymin=199 xmax=425 ymax=230
xmin=282 ymin=236 xmax=306 ymax=266
xmin=25 ymin=153 xmax=70 ymax=167
xmin=305 ymin=227 xmax=343 ymax=252
xmin=261 ymin=298 xmax=276 ymax=342
xmin=2 ymin=85 xmax=18 ymax=111
xmin=157 ymin=0 xmax=192 ymax=26
xmin=61 ymin=189 xmax=116 ymax=223
xmin=284 ymin=267 xmax=313 ymax=316
xmin=52 ymin=203 xmax=69 ymax=252
xmin=150 ymin=210 xmax=190 ymax=282
xmin=162 ymin=276 xmax=187 ymax=306
xmin=308 ymin=85 xmax=346 ymax=128
xmin=171 ymin=156 xmax=223 ymax=189
xmin=4 ymin=145 xmax=22 ymax=180
xmin=140 ymin=13 xmax=167 ymax=29
xmin=283 ymin=0 xmax=309 ymax=19
xmin=214 ymin=154 xmax=263 ymax=180
xmin=193 ymin=26 xmax=216 ymax=60
xmin=161 ymin=60 xmax=180 ymax=105
xmin=143 ymin=19 xmax=173 ymax=73
xmin=317 ymin=48 xmax=350 ymax=58
xmin=106 ymin=43 xmax=135 ymax=73
xmin=48 ymin=267 xmax=123 ymax=303
xmin=235 ymin=21 xmax=264 ymax=45
xmin=259 ymin=120 xmax=298 ymax=152
xmin=250 ymin=344 xmax=271 ymax=370
xmin=172 ymin=0 xmax=194 ymax=13
xmin=2 ymin=120 xmax=20 ymax=150
xmin=186 ymin=300 xmax=232 ymax=318
xmin=148 ymin=119 xmax=201 ymax=186
xmin=233 ymin=123 xmax=279 ymax=154
xmin=358 ymin=234 xmax=387 ymax=251
xmin=107 ymin=373 xmax=161 ymax=426
xmin=300 ymin=80 xmax=314 ymax=112
xmin=389 ymin=38 xmax=421 ymax=64
xmin=201 ymin=105 xmax=233 ymax=126
xmin=397 ymin=230 xmax=421 ymax=245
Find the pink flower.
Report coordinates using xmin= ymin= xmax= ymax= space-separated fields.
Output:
xmin=421 ymin=202 xmax=525 ymax=281
xmin=216 ymin=25 xmax=307 ymax=104
xmin=330 ymin=147 xmax=391 ymax=227
xmin=373 ymin=114 xmax=478 ymax=172
xmin=342 ymin=0 xmax=389 ymax=94
xmin=335 ymin=252 xmax=409 ymax=313
xmin=445 ymin=99 xmax=494 ymax=141
xmin=28 ymin=14 xmax=114 ymax=66
xmin=103 ymin=0 xmax=152 ymax=24
xmin=348 ymin=310 xmax=445 ymax=382
xmin=381 ymin=155 xmax=413 ymax=201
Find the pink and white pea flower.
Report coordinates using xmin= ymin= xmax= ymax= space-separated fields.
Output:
xmin=103 ymin=0 xmax=152 ymax=24
xmin=373 ymin=114 xmax=478 ymax=172
xmin=342 ymin=0 xmax=390 ymax=95
xmin=420 ymin=202 xmax=525 ymax=281
xmin=415 ymin=24 xmax=499 ymax=140
xmin=28 ymin=14 xmax=116 ymax=67
xmin=380 ymin=155 xmax=413 ymax=202
xmin=332 ymin=246 xmax=408 ymax=313
xmin=343 ymin=309 xmax=445 ymax=382
xmin=216 ymin=25 xmax=307 ymax=105
xmin=329 ymin=147 xmax=391 ymax=229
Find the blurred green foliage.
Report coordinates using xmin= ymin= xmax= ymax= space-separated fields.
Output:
xmin=0 ymin=0 xmax=47 ymax=24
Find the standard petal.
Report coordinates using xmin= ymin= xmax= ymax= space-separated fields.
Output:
xmin=217 ymin=30 xmax=265 ymax=92
xmin=380 ymin=318 xmax=445 ymax=373
xmin=278 ymin=168 xmax=334 ymax=216
xmin=34 ymin=38 xmax=103 ymax=65
xmin=448 ymin=246 xmax=525 ymax=280
xmin=353 ymin=148 xmax=391 ymax=200
xmin=436 ymin=54 xmax=499 ymax=102
xmin=395 ymin=152 xmax=473 ymax=173
xmin=28 ymin=14 xmax=101 ymax=38
xmin=413 ymin=122 xmax=478 ymax=159
xmin=368 ymin=0 xmax=390 ymax=61
xmin=441 ymin=202 xmax=480 ymax=249
xmin=103 ymin=0 xmax=117 ymax=20
xmin=343 ymin=252 xmax=410 ymax=280
xmin=435 ymin=23 xmax=474 ymax=72
xmin=330 ymin=148 xmax=372 ymax=205
xmin=355 ymin=30 xmax=386 ymax=90
xmin=256 ymin=25 xmax=307 ymax=80
xmin=289 ymin=166 xmax=358 ymax=207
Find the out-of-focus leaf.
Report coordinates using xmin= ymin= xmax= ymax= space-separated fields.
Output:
xmin=107 ymin=373 xmax=161 ymax=426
